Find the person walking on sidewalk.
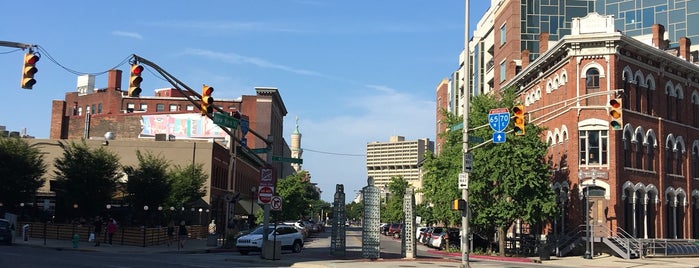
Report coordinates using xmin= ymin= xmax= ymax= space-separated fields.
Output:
xmin=167 ymin=220 xmax=175 ymax=247
xmin=178 ymin=220 xmax=187 ymax=250
xmin=106 ymin=218 xmax=117 ymax=246
xmin=93 ymin=217 xmax=103 ymax=247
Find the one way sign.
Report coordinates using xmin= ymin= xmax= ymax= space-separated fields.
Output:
xmin=271 ymin=196 xmax=283 ymax=211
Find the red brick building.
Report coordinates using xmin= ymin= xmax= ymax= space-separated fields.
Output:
xmin=44 ymin=69 xmax=292 ymax=227
xmin=501 ymin=13 xmax=699 ymax=241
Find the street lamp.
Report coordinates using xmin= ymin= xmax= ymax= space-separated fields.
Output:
xmin=198 ymin=208 xmax=203 ymax=225
xmin=143 ymin=205 xmax=149 ymax=227
xmin=158 ymin=206 xmax=163 ymax=226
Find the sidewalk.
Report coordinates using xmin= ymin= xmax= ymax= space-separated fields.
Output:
xmin=12 ymin=233 xmax=699 ymax=268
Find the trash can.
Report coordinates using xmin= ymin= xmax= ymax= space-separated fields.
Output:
xmin=206 ymin=234 xmax=218 ymax=246
xmin=262 ymin=240 xmax=281 ymax=260
xmin=539 ymin=244 xmax=550 ymax=261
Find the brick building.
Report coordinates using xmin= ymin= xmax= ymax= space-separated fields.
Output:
xmin=500 ymin=13 xmax=699 ymax=241
xmin=42 ymin=69 xmax=292 ymax=227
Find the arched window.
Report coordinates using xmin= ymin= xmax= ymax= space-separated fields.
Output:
xmin=586 ymin=68 xmax=600 ymax=88
xmin=634 ymin=132 xmax=644 ymax=169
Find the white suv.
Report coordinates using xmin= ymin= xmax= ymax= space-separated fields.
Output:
xmin=236 ymin=224 xmax=304 ymax=255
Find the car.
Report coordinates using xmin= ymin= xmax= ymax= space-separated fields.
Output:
xmin=424 ymin=226 xmax=444 ymax=246
xmin=415 ymin=226 xmax=428 ymax=241
xmin=380 ymin=223 xmax=391 ymax=235
xmin=418 ymin=226 xmax=434 ymax=244
xmin=387 ymin=223 xmax=403 ymax=238
xmin=429 ymin=228 xmax=461 ymax=250
xmin=283 ymin=221 xmax=308 ymax=238
xmin=0 ymin=219 xmax=11 ymax=245
xmin=236 ymin=224 xmax=304 ymax=255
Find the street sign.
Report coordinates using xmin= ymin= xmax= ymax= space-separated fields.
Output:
xmin=271 ymin=196 xmax=283 ymax=211
xmin=493 ymin=132 xmax=506 ymax=143
xmin=468 ymin=135 xmax=484 ymax=143
xmin=259 ymin=168 xmax=275 ymax=187
xmin=272 ymin=155 xmax=303 ymax=164
xmin=488 ymin=108 xmax=510 ymax=132
xmin=251 ymin=148 xmax=268 ymax=154
xmin=213 ymin=112 xmax=239 ymax=129
xmin=458 ymin=173 xmax=469 ymax=189
xmin=463 ymin=153 xmax=473 ymax=173
xmin=258 ymin=186 xmax=274 ymax=204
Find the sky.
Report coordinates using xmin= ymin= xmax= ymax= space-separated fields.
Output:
xmin=0 ymin=0 xmax=490 ymax=203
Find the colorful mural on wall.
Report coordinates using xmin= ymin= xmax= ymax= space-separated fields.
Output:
xmin=140 ymin=113 xmax=228 ymax=139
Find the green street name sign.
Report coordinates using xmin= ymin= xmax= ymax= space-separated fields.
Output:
xmin=468 ymin=135 xmax=484 ymax=143
xmin=251 ymin=148 xmax=268 ymax=154
xmin=272 ymin=156 xmax=303 ymax=164
xmin=213 ymin=112 xmax=239 ymax=129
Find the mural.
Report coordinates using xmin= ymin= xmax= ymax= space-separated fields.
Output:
xmin=140 ymin=113 xmax=228 ymax=139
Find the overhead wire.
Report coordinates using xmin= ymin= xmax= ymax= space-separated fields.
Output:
xmin=302 ymin=148 xmax=365 ymax=157
xmin=36 ymin=45 xmax=132 ymax=76
xmin=0 ymin=48 xmax=22 ymax=54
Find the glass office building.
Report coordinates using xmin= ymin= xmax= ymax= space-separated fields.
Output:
xmin=520 ymin=0 xmax=596 ymax=59
xmin=596 ymin=0 xmax=698 ymax=46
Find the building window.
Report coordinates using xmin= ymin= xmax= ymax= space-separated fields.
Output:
xmin=156 ymin=104 xmax=165 ymax=112
xmin=693 ymin=152 xmax=699 ymax=179
xmin=186 ymin=105 xmax=194 ymax=111
xmin=86 ymin=105 xmax=91 ymax=115
xmin=77 ymin=107 xmax=83 ymax=116
xmin=91 ymin=105 xmax=96 ymax=114
xmin=579 ymin=130 xmax=608 ymax=165
xmin=97 ymin=103 xmax=103 ymax=114
xmin=139 ymin=103 xmax=148 ymax=111
xmin=500 ymin=24 xmax=506 ymax=46
xmin=586 ymin=68 xmax=600 ymax=88
xmin=169 ymin=104 xmax=178 ymax=112
xmin=500 ymin=61 xmax=506 ymax=82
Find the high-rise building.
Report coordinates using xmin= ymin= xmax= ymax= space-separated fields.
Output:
xmin=366 ymin=136 xmax=434 ymax=204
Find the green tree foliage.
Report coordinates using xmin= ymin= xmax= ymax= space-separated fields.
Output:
xmin=420 ymin=110 xmax=463 ymax=227
xmin=53 ymin=140 xmax=121 ymax=220
xmin=346 ymin=201 xmax=363 ymax=222
xmin=0 ymin=137 xmax=46 ymax=211
xmin=381 ymin=176 xmax=409 ymax=223
xmin=167 ymin=163 xmax=207 ymax=207
xmin=275 ymin=170 xmax=320 ymax=221
xmin=468 ymin=87 xmax=556 ymax=254
xmin=124 ymin=150 xmax=172 ymax=214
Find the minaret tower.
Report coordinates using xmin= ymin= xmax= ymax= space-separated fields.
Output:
xmin=290 ymin=116 xmax=303 ymax=172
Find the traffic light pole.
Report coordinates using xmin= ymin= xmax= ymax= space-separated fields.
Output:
xmin=461 ymin=1 xmax=471 ymax=268
xmin=0 ymin=41 xmax=34 ymax=50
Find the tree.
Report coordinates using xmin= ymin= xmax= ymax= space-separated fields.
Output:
xmin=275 ymin=170 xmax=320 ymax=221
xmin=468 ymin=87 xmax=556 ymax=255
xmin=381 ymin=176 xmax=409 ymax=223
xmin=124 ymin=150 xmax=172 ymax=225
xmin=53 ymin=140 xmax=121 ymax=221
xmin=420 ymin=110 xmax=464 ymax=227
xmin=0 ymin=137 xmax=46 ymax=216
xmin=167 ymin=163 xmax=207 ymax=208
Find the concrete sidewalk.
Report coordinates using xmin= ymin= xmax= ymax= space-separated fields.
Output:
xmin=12 ymin=232 xmax=699 ymax=268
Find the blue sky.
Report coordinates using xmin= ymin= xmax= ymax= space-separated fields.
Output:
xmin=0 ymin=0 xmax=489 ymax=202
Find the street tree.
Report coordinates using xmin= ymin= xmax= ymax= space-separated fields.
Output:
xmin=420 ymin=110 xmax=463 ymax=227
xmin=468 ymin=87 xmax=556 ymax=255
xmin=53 ymin=140 xmax=121 ymax=221
xmin=276 ymin=170 xmax=319 ymax=221
xmin=381 ymin=176 xmax=410 ymax=223
xmin=167 ymin=163 xmax=207 ymax=208
xmin=0 ymin=137 xmax=46 ymax=215
xmin=124 ymin=150 xmax=172 ymax=224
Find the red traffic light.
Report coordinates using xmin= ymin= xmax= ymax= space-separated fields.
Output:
xmin=21 ymin=52 xmax=40 ymax=89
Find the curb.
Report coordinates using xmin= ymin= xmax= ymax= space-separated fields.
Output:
xmin=426 ymin=249 xmax=536 ymax=263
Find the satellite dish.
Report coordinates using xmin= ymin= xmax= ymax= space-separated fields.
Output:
xmin=104 ymin=132 xmax=116 ymax=140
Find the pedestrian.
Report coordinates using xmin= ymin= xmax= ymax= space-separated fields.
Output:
xmin=93 ymin=217 xmax=103 ymax=247
xmin=178 ymin=220 xmax=187 ymax=250
xmin=167 ymin=220 xmax=175 ymax=247
xmin=106 ymin=218 xmax=117 ymax=246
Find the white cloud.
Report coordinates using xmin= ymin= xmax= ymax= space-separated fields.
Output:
xmin=292 ymin=85 xmax=435 ymax=201
xmin=112 ymin=31 xmax=143 ymax=39
xmin=180 ymin=48 xmax=323 ymax=77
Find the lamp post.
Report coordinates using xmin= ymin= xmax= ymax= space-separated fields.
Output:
xmin=198 ymin=208 xmax=203 ymax=225
xmin=250 ymin=186 xmax=257 ymax=228
xmin=143 ymin=205 xmax=149 ymax=247
xmin=158 ymin=206 xmax=163 ymax=226
xmin=19 ymin=203 xmax=24 ymax=221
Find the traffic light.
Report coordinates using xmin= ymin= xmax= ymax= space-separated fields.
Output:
xmin=128 ymin=64 xmax=144 ymax=97
xmin=513 ymin=105 xmax=525 ymax=136
xmin=609 ymin=98 xmax=623 ymax=130
xmin=20 ymin=52 xmax=39 ymax=89
xmin=452 ymin=199 xmax=467 ymax=211
xmin=201 ymin=84 xmax=214 ymax=116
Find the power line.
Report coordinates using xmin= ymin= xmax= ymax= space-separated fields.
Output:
xmin=302 ymin=148 xmax=365 ymax=157
xmin=0 ymin=48 xmax=22 ymax=54
xmin=36 ymin=45 xmax=132 ymax=76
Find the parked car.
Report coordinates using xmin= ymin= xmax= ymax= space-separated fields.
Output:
xmin=418 ymin=226 xmax=434 ymax=244
xmin=380 ymin=223 xmax=391 ymax=235
xmin=430 ymin=228 xmax=461 ymax=250
xmin=283 ymin=221 xmax=308 ymax=238
xmin=424 ymin=227 xmax=444 ymax=246
xmin=387 ymin=223 xmax=403 ymax=238
xmin=415 ymin=226 xmax=428 ymax=241
xmin=0 ymin=219 xmax=12 ymax=245
xmin=236 ymin=224 xmax=304 ymax=255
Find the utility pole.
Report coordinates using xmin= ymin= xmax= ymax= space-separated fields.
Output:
xmin=460 ymin=1 xmax=471 ymax=268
